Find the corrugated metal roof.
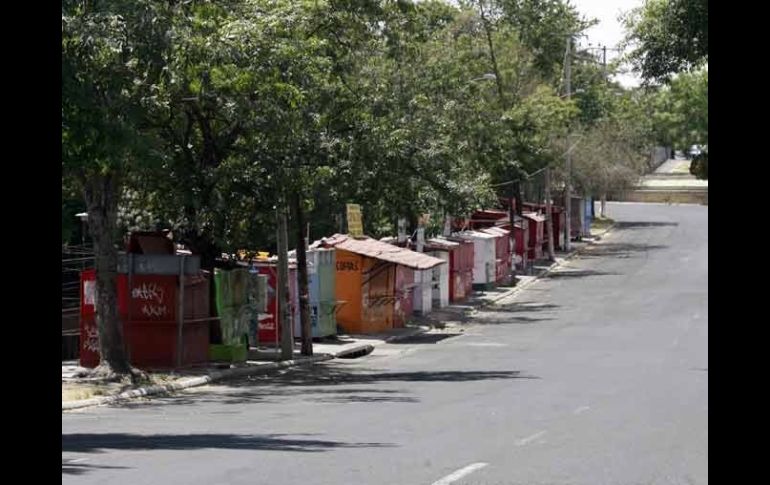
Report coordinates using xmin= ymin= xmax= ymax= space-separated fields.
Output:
xmin=452 ymin=230 xmax=496 ymax=240
xmin=522 ymin=212 xmax=546 ymax=223
xmin=319 ymin=234 xmax=445 ymax=270
xmin=482 ymin=226 xmax=510 ymax=237
xmin=424 ymin=237 xmax=460 ymax=252
xmin=473 ymin=209 xmax=508 ymax=219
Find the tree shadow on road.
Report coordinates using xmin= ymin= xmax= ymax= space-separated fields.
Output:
xmin=578 ymin=242 xmax=668 ymax=259
xmin=613 ymin=221 xmax=679 ymax=229
xmin=62 ymin=462 xmax=129 ymax=475
xmin=543 ymin=269 xmax=621 ymax=279
xmin=109 ymin=364 xmax=534 ymax=409
xmin=387 ymin=333 xmax=463 ymax=344
xmin=473 ymin=314 xmax=555 ymax=325
xmin=495 ymin=301 xmax=560 ymax=312
xmin=472 ymin=301 xmax=559 ymax=325
xmin=62 ymin=432 xmax=394 ymax=455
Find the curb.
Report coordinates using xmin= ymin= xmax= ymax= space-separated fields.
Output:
xmin=383 ymin=326 xmax=430 ymax=343
xmin=62 ymin=327 xmax=430 ymax=412
xmin=64 ymin=225 xmax=619 ymax=413
xmin=483 ymin=223 xmax=616 ymax=306
xmin=62 ymin=354 xmax=333 ymax=412
xmin=332 ymin=326 xmax=429 ymax=358
xmin=333 ymin=344 xmax=374 ymax=359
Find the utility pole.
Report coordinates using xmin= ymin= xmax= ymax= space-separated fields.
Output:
xmin=564 ymin=34 xmax=573 ymax=252
xmin=293 ymin=193 xmax=313 ymax=357
xmin=276 ymin=205 xmax=293 ymax=360
xmin=544 ymin=168 xmax=555 ymax=261
xmin=602 ymin=45 xmax=607 ymax=78
xmin=507 ymin=186 xmax=517 ymax=284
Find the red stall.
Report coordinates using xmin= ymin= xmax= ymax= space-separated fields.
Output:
xmin=79 ymin=256 xmax=210 ymax=370
xmin=393 ymin=265 xmax=415 ymax=328
xmin=481 ymin=226 xmax=512 ymax=284
xmin=251 ymin=260 xmax=298 ymax=347
xmin=522 ymin=202 xmax=565 ymax=251
xmin=522 ymin=212 xmax=545 ymax=261
xmin=512 ymin=216 xmax=529 ymax=270
xmin=445 ymin=236 xmax=475 ymax=301
xmin=425 ymin=237 xmax=461 ymax=305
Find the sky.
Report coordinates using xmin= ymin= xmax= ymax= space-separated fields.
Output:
xmin=435 ymin=0 xmax=647 ymax=87
xmin=570 ymin=0 xmax=644 ymax=87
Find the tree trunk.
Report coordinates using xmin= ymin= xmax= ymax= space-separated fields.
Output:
xmin=514 ymin=181 xmax=524 ymax=216
xmin=276 ymin=206 xmax=293 ymax=360
xmin=600 ymin=193 xmax=607 ymax=218
xmin=478 ymin=0 xmax=506 ymax=107
xmin=293 ymin=192 xmax=313 ymax=356
xmin=83 ymin=172 xmax=133 ymax=378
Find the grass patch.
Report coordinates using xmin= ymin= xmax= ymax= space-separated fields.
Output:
xmin=591 ymin=217 xmax=615 ymax=229
xmin=61 ymin=384 xmax=105 ymax=402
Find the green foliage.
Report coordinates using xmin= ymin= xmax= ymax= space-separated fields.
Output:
xmin=623 ymin=0 xmax=708 ymax=83
xmin=570 ymin=89 xmax=654 ymax=196
xmin=690 ymin=150 xmax=707 ymax=180
xmin=650 ymin=68 xmax=708 ymax=150
xmin=64 ymin=0 xmax=670 ymax=255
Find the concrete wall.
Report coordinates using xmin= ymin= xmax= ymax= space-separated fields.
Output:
xmin=615 ymin=189 xmax=708 ymax=205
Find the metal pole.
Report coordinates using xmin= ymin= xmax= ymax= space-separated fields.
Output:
xmin=602 ymin=45 xmax=607 ymax=78
xmin=176 ymin=254 xmax=186 ymax=369
xmin=544 ymin=168 xmax=555 ymax=261
xmin=277 ymin=205 xmax=293 ymax=360
xmin=564 ymin=34 xmax=573 ymax=252
xmin=127 ymin=252 xmax=133 ymax=362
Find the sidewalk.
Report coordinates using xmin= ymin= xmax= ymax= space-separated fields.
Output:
xmin=63 ymin=221 xmax=615 ymax=411
xmin=62 ymin=325 xmax=428 ymax=411
xmin=401 ymin=222 xmax=614 ymax=327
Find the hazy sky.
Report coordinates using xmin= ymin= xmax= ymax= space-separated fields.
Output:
xmin=570 ymin=0 xmax=644 ymax=87
xmin=435 ymin=0 xmax=646 ymax=87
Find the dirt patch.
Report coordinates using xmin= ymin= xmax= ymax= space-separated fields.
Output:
xmin=62 ymin=372 xmax=180 ymax=403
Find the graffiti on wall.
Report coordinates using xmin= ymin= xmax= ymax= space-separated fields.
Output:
xmin=132 ymin=282 xmax=169 ymax=318
xmin=83 ymin=324 xmax=100 ymax=353
xmin=336 ymin=260 xmax=359 ymax=271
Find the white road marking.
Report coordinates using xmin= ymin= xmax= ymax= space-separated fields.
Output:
xmin=65 ymin=458 xmax=87 ymax=464
xmin=515 ymin=430 xmax=547 ymax=446
xmin=431 ymin=462 xmax=488 ymax=485
xmin=573 ymin=406 xmax=591 ymax=415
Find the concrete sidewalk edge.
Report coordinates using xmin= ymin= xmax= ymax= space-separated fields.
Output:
xmin=62 ymin=354 xmax=334 ymax=411
xmin=64 ymin=221 xmax=613 ymax=413
xmin=483 ymin=223 xmax=617 ymax=306
xmin=63 ymin=326 xmax=429 ymax=412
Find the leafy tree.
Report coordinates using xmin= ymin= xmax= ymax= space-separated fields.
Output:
xmin=570 ymin=90 xmax=652 ymax=214
xmin=650 ymin=68 xmax=708 ymax=152
xmin=622 ymin=0 xmax=708 ymax=83
xmin=62 ymin=0 xmax=172 ymax=378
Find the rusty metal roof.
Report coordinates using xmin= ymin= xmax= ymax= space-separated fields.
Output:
xmin=522 ymin=212 xmax=546 ymax=223
xmin=425 ymin=237 xmax=460 ymax=251
xmin=319 ymin=234 xmax=446 ymax=270
xmin=481 ymin=226 xmax=510 ymax=237
xmin=452 ymin=230 xmax=496 ymax=240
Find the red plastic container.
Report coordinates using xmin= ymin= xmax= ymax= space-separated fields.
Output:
xmin=252 ymin=262 xmax=298 ymax=346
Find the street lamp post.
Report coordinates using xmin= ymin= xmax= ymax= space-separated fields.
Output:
xmin=76 ymin=212 xmax=88 ymax=247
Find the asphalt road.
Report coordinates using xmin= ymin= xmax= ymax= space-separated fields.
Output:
xmin=62 ymin=202 xmax=708 ymax=485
